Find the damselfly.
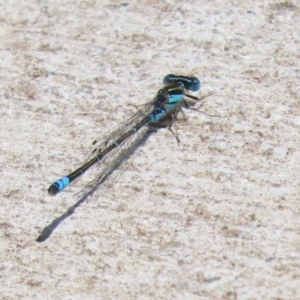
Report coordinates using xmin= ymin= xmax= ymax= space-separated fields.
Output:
xmin=48 ymin=80 xmax=201 ymax=196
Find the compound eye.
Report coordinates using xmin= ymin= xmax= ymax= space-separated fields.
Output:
xmin=190 ymin=77 xmax=201 ymax=92
xmin=163 ymin=74 xmax=175 ymax=85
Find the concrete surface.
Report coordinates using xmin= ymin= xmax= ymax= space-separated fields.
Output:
xmin=1 ymin=0 xmax=300 ymax=299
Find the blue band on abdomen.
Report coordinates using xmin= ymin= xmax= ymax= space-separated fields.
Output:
xmin=55 ymin=176 xmax=70 ymax=192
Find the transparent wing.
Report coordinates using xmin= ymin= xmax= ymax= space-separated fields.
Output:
xmin=78 ymin=124 xmax=151 ymax=198
xmin=84 ymin=100 xmax=155 ymax=163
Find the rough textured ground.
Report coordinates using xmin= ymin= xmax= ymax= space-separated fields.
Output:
xmin=1 ymin=0 xmax=300 ymax=299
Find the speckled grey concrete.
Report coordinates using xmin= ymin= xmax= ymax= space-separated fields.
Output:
xmin=1 ymin=0 xmax=300 ymax=299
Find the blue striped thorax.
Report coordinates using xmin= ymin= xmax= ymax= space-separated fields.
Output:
xmin=149 ymin=84 xmax=185 ymax=122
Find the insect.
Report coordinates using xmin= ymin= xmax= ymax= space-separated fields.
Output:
xmin=47 ymin=82 xmax=201 ymax=196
